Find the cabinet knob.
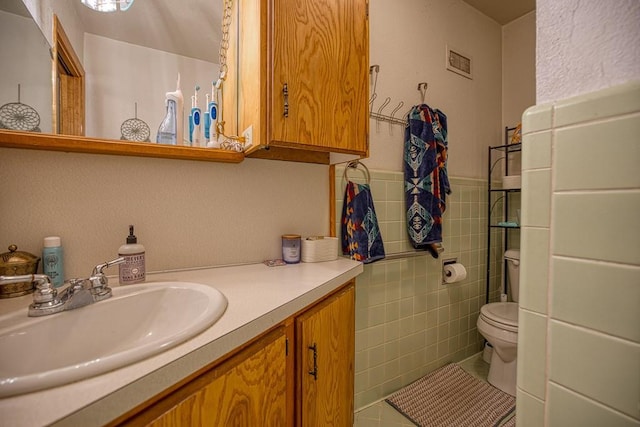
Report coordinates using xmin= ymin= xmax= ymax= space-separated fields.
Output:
xmin=283 ymin=83 xmax=289 ymax=118
xmin=308 ymin=343 xmax=318 ymax=380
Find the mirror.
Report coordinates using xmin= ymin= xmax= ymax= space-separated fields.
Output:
xmin=0 ymin=0 xmax=242 ymax=162
xmin=0 ymin=0 xmax=52 ymax=133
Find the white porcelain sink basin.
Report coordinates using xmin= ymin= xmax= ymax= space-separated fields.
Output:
xmin=0 ymin=281 xmax=227 ymax=397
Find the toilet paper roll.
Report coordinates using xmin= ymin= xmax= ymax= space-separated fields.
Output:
xmin=443 ymin=263 xmax=467 ymax=284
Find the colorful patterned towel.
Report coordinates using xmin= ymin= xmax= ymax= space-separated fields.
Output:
xmin=404 ymin=104 xmax=451 ymax=251
xmin=341 ymin=180 xmax=385 ymax=263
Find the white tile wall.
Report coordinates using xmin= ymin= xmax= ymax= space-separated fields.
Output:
xmin=335 ymin=168 xmax=497 ymax=409
xmin=518 ymin=81 xmax=640 ymax=425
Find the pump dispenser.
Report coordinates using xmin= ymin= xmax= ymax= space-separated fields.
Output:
xmin=118 ymin=225 xmax=145 ymax=285
xmin=156 ymin=74 xmax=183 ymax=145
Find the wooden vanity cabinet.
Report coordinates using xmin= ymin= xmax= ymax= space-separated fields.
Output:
xmin=296 ymin=283 xmax=355 ymax=426
xmin=124 ymin=327 xmax=288 ymax=426
xmin=119 ymin=281 xmax=355 ymax=427
xmin=235 ymin=0 xmax=369 ymax=162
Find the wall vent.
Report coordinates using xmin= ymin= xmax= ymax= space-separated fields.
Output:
xmin=446 ymin=45 xmax=473 ymax=79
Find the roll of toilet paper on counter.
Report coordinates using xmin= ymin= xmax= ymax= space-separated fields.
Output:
xmin=443 ymin=263 xmax=467 ymax=283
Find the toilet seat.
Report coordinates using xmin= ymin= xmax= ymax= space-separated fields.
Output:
xmin=480 ymin=302 xmax=518 ymax=332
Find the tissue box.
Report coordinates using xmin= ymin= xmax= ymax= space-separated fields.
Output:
xmin=301 ymin=237 xmax=339 ymax=263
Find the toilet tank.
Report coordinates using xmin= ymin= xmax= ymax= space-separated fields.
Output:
xmin=504 ymin=249 xmax=520 ymax=302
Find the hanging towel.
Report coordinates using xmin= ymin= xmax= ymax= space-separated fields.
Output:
xmin=341 ymin=180 xmax=385 ymax=263
xmin=404 ymin=104 xmax=451 ymax=253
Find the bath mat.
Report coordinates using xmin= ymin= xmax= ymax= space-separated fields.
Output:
xmin=385 ymin=363 xmax=515 ymax=427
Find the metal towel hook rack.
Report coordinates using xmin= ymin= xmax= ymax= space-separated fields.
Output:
xmin=369 ymin=64 xmax=414 ymax=127
xmin=418 ymin=82 xmax=428 ymax=103
xmin=368 ymin=65 xmax=431 ymax=129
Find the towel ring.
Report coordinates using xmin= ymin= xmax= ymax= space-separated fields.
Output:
xmin=343 ymin=160 xmax=371 ymax=185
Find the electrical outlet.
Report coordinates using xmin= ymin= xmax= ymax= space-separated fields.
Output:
xmin=242 ymin=125 xmax=253 ymax=148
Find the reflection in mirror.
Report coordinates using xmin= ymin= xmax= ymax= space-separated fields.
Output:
xmin=4 ymin=0 xmax=225 ymax=146
xmin=0 ymin=0 xmax=52 ymax=133
xmin=53 ymin=14 xmax=85 ymax=136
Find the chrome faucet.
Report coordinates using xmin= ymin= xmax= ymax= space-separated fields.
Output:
xmin=0 ymin=256 xmax=125 ymax=317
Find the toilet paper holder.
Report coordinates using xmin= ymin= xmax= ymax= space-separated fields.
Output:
xmin=442 ymin=258 xmax=457 ymax=284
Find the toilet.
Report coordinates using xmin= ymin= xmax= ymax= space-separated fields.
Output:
xmin=477 ymin=249 xmax=520 ymax=396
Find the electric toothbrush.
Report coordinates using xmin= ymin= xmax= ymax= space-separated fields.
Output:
xmin=207 ymin=82 xmax=219 ymax=148
xmin=187 ymin=96 xmax=194 ymax=146
xmin=190 ymin=85 xmax=201 ymax=147
xmin=204 ymin=93 xmax=211 ymax=145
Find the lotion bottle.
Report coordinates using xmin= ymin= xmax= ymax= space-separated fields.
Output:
xmin=43 ymin=236 xmax=64 ymax=287
xmin=118 ymin=225 xmax=145 ymax=285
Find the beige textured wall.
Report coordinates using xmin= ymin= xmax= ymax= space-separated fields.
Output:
xmin=0 ymin=149 xmax=329 ymax=279
xmin=502 ymin=11 xmax=535 ymax=130
xmin=366 ymin=0 xmax=502 ymax=179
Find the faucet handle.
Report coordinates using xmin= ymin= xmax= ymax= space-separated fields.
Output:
xmin=28 ymin=275 xmax=65 ymax=317
xmin=92 ymin=257 xmax=126 ymax=276
xmin=88 ymin=256 xmax=124 ymax=301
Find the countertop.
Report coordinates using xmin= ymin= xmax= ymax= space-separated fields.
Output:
xmin=0 ymin=258 xmax=363 ymax=426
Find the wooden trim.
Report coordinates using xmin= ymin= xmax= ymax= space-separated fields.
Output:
xmin=52 ymin=15 xmax=85 ymax=136
xmin=246 ymin=145 xmax=329 ymax=164
xmin=284 ymin=319 xmax=296 ymax=427
xmin=0 ymin=130 xmax=244 ymax=163
xmin=329 ymin=164 xmax=336 ymax=237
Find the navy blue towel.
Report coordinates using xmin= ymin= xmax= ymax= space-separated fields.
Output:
xmin=341 ymin=181 xmax=385 ymax=264
xmin=404 ymin=104 xmax=451 ymax=250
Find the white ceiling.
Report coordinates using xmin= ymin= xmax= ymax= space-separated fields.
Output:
xmin=462 ymin=0 xmax=536 ymax=25
xmin=72 ymin=0 xmax=223 ymax=63
xmin=73 ymin=0 xmax=535 ymax=63
xmin=6 ymin=1 xmax=535 ymax=64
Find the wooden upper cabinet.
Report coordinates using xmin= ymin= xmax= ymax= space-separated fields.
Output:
xmin=271 ymin=0 xmax=369 ymax=154
xmin=296 ymin=283 xmax=355 ymax=427
xmin=237 ymin=0 xmax=369 ymax=162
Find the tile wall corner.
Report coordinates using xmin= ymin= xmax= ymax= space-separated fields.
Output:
xmin=517 ymin=82 xmax=640 ymax=426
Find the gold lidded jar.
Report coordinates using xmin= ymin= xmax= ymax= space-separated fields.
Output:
xmin=0 ymin=244 xmax=40 ymax=298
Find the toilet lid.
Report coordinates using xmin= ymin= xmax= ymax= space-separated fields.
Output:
xmin=480 ymin=302 xmax=518 ymax=328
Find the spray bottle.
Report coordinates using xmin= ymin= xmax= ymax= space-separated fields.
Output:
xmin=189 ymin=85 xmax=201 ymax=147
xmin=156 ymin=74 xmax=183 ymax=145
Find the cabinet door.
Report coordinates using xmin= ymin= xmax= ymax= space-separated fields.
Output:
xmin=128 ymin=328 xmax=287 ymax=427
xmin=271 ymin=0 xmax=369 ymax=154
xmin=296 ymin=283 xmax=355 ymax=427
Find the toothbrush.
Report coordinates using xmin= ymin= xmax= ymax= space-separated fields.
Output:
xmin=190 ymin=85 xmax=201 ymax=146
xmin=188 ymin=95 xmax=194 ymax=147
xmin=208 ymin=81 xmax=218 ymax=141
xmin=204 ymin=93 xmax=211 ymax=145
xmin=207 ymin=80 xmax=221 ymax=148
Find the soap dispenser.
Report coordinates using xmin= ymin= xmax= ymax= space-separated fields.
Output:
xmin=118 ymin=225 xmax=145 ymax=285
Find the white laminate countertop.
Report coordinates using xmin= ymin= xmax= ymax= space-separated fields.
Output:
xmin=0 ymin=258 xmax=363 ymax=427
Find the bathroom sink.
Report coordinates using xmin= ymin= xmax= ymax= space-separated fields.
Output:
xmin=0 ymin=281 xmax=227 ymax=397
